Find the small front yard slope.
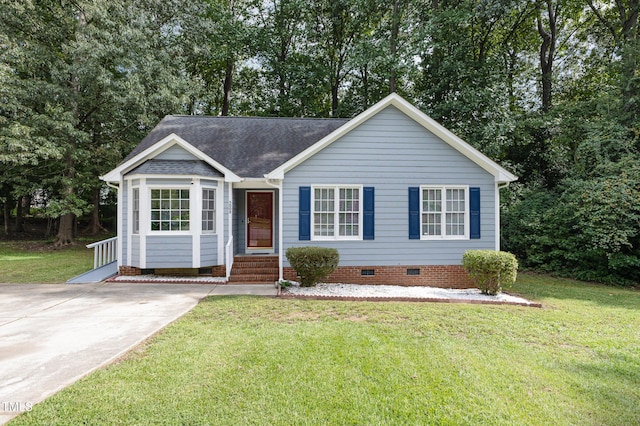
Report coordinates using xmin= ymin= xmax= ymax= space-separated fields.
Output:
xmin=11 ymin=275 xmax=640 ymax=425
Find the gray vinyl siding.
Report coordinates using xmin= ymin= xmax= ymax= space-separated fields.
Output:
xmin=145 ymin=235 xmax=192 ymax=268
xmin=155 ymin=145 xmax=197 ymax=161
xmin=282 ymin=105 xmax=496 ymax=267
xmin=200 ymin=235 xmax=218 ymax=266
xmin=131 ymin=235 xmax=140 ymax=266
xmin=146 ymin=178 xmax=191 ymax=186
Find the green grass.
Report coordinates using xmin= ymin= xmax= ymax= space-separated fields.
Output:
xmin=0 ymin=239 xmax=95 ymax=283
xmin=9 ymin=274 xmax=640 ymax=425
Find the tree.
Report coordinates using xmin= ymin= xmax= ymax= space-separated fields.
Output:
xmin=0 ymin=0 xmax=190 ymax=244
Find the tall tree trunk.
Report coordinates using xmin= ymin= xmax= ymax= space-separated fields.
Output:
xmin=331 ymin=80 xmax=339 ymax=117
xmin=537 ymin=0 xmax=557 ymax=112
xmin=14 ymin=196 xmax=24 ymax=232
xmin=55 ymin=158 xmax=77 ymax=246
xmin=83 ymin=187 xmax=107 ymax=235
xmin=222 ymin=58 xmax=234 ymax=116
xmin=56 ymin=213 xmax=75 ymax=246
xmin=389 ymin=0 xmax=400 ymax=93
xmin=3 ymin=200 xmax=9 ymax=234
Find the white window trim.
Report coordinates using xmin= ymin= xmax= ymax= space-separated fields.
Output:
xmin=311 ymin=185 xmax=363 ymax=241
xmin=420 ymin=185 xmax=469 ymax=240
xmin=147 ymin=185 xmax=192 ymax=235
xmin=201 ymin=186 xmax=217 ymax=234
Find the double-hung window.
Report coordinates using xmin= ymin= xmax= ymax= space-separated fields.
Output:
xmin=150 ymin=189 xmax=190 ymax=231
xmin=312 ymin=186 xmax=362 ymax=240
xmin=132 ymin=188 xmax=140 ymax=234
xmin=202 ymin=188 xmax=216 ymax=232
xmin=421 ymin=186 xmax=468 ymax=239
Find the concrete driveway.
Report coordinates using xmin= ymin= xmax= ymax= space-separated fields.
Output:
xmin=0 ymin=282 xmax=276 ymax=424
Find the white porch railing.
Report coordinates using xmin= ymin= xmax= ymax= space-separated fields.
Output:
xmin=86 ymin=237 xmax=118 ymax=269
xmin=225 ymin=236 xmax=234 ymax=279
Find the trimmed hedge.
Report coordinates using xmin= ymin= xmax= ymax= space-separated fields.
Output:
xmin=285 ymin=246 xmax=339 ymax=287
xmin=462 ymin=250 xmax=518 ymax=295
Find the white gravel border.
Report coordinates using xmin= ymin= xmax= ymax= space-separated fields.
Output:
xmin=282 ymin=282 xmax=537 ymax=305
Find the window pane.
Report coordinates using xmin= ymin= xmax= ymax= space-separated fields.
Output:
xmin=150 ymin=188 xmax=190 ymax=232
xmin=202 ymin=189 xmax=215 ymax=232
xmin=339 ymin=187 xmax=360 ymax=237
xmin=422 ymin=213 xmax=441 ymax=236
xmin=423 ymin=189 xmax=442 ymax=212
xmin=445 ymin=188 xmax=465 ymax=236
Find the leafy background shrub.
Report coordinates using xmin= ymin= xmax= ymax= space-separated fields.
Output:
xmin=463 ymin=250 xmax=518 ymax=295
xmin=285 ymin=246 xmax=339 ymax=287
xmin=502 ymin=159 xmax=640 ymax=285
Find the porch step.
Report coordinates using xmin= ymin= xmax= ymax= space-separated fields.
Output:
xmin=229 ymin=255 xmax=279 ymax=283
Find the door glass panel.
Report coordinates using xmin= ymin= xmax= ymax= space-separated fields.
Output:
xmin=247 ymin=192 xmax=273 ymax=248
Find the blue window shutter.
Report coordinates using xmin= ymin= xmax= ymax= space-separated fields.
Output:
xmin=363 ymin=187 xmax=374 ymax=240
xmin=470 ymin=187 xmax=481 ymax=239
xmin=299 ymin=186 xmax=311 ymax=240
xmin=408 ymin=187 xmax=420 ymax=239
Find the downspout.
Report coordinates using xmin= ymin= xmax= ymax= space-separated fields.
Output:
xmin=265 ymin=178 xmax=283 ymax=282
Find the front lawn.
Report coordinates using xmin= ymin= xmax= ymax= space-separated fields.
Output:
xmin=0 ymin=239 xmax=95 ymax=283
xmin=10 ymin=275 xmax=640 ymax=425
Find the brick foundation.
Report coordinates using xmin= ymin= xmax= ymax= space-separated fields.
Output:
xmin=118 ymin=265 xmax=226 ymax=277
xmin=283 ymin=265 xmax=474 ymax=288
xmin=119 ymin=266 xmax=142 ymax=276
xmin=210 ymin=265 xmax=226 ymax=277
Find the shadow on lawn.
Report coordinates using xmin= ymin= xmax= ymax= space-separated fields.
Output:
xmin=513 ymin=273 xmax=640 ymax=310
xmin=569 ymin=351 xmax=640 ymax=425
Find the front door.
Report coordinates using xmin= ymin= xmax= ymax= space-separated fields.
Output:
xmin=246 ymin=191 xmax=273 ymax=249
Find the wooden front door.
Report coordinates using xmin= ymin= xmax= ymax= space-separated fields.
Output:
xmin=246 ymin=192 xmax=273 ymax=249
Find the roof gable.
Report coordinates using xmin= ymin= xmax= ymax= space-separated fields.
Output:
xmin=101 ymin=133 xmax=241 ymax=182
xmin=266 ymin=94 xmax=517 ymax=183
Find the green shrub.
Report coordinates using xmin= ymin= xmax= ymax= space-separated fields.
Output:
xmin=462 ymin=250 xmax=518 ymax=295
xmin=285 ymin=246 xmax=339 ymax=287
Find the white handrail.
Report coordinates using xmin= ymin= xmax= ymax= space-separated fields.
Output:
xmin=86 ymin=236 xmax=118 ymax=269
xmin=225 ymin=236 xmax=234 ymax=279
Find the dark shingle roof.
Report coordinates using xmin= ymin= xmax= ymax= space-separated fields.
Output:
xmin=123 ymin=116 xmax=350 ymax=178
xmin=126 ymin=160 xmax=223 ymax=177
